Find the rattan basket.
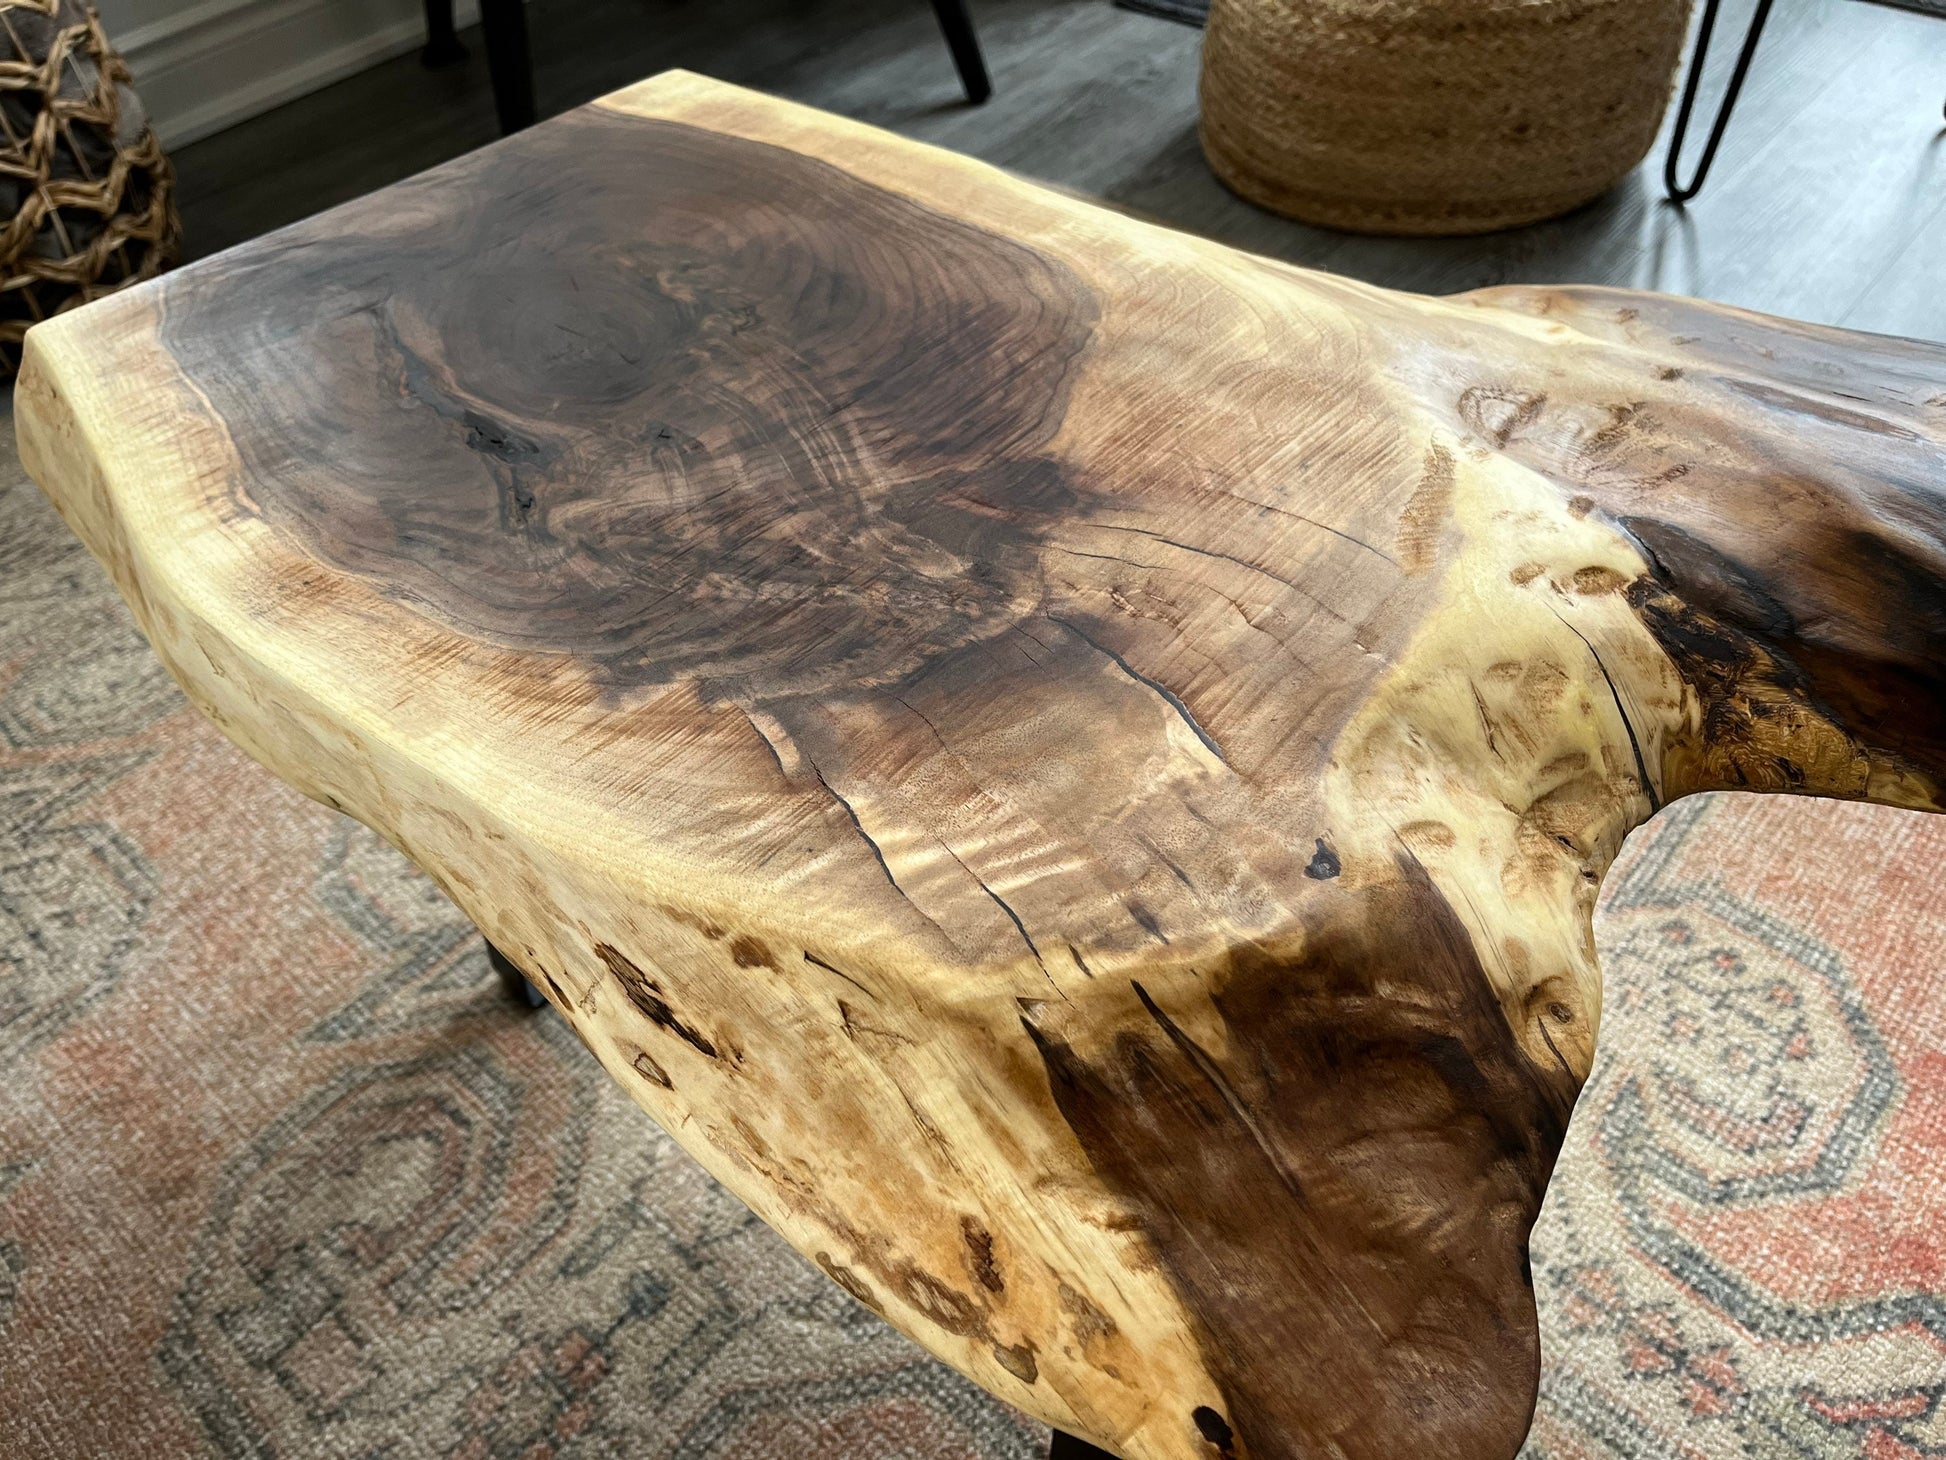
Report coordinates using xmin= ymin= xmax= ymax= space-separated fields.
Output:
xmin=1200 ymin=0 xmax=1692 ymax=236
xmin=0 ymin=0 xmax=178 ymax=374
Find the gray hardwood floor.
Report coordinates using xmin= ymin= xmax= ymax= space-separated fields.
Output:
xmin=172 ymin=0 xmax=1945 ymax=337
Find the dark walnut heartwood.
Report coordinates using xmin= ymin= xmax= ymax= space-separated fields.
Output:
xmin=17 ymin=71 xmax=1946 ymax=1460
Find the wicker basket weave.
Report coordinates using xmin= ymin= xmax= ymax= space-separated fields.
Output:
xmin=1200 ymin=0 xmax=1692 ymax=236
xmin=0 ymin=0 xmax=178 ymax=374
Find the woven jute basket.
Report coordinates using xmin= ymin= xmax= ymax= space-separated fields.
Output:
xmin=0 ymin=0 xmax=178 ymax=374
xmin=1200 ymin=0 xmax=1692 ymax=236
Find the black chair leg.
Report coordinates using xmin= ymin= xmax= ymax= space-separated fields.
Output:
xmin=479 ymin=0 xmax=538 ymax=135
xmin=1663 ymin=0 xmax=1775 ymax=203
xmin=1050 ymin=1432 xmax=1116 ymax=1460
xmin=420 ymin=0 xmax=466 ymax=66
xmin=488 ymin=941 xmax=549 ymax=1008
xmin=929 ymin=0 xmax=993 ymax=104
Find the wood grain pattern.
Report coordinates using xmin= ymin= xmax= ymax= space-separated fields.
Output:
xmin=17 ymin=71 xmax=1946 ymax=1460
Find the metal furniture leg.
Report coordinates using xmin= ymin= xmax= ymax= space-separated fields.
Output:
xmin=929 ymin=0 xmax=993 ymax=104
xmin=420 ymin=0 xmax=466 ymax=67
xmin=460 ymin=0 xmax=986 ymax=126
xmin=1049 ymin=1432 xmax=1117 ymax=1460
xmin=479 ymin=0 xmax=537 ymax=135
xmin=488 ymin=941 xmax=549 ymax=1008
xmin=1664 ymin=0 xmax=1776 ymax=203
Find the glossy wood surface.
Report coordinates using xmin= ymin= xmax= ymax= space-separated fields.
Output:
xmin=19 ymin=70 xmax=1945 ymax=1460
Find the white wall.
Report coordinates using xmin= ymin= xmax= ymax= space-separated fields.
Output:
xmin=95 ymin=0 xmax=481 ymax=148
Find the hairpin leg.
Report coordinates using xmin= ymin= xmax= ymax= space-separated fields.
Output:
xmin=488 ymin=941 xmax=549 ymax=1008
xmin=1664 ymin=0 xmax=1776 ymax=203
xmin=929 ymin=0 xmax=993 ymax=104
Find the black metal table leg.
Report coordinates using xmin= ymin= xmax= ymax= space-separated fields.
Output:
xmin=1050 ymin=1432 xmax=1117 ymax=1460
xmin=479 ymin=0 xmax=537 ymax=135
xmin=1663 ymin=0 xmax=1776 ymax=203
xmin=929 ymin=0 xmax=993 ymax=104
xmin=488 ymin=941 xmax=549 ymax=1008
xmin=420 ymin=0 xmax=466 ymax=67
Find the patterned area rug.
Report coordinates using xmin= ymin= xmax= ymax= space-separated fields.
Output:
xmin=3 ymin=398 xmax=1945 ymax=1458
xmin=1531 ymin=797 xmax=1946 ymax=1459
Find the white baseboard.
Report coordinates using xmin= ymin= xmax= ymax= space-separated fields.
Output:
xmin=115 ymin=0 xmax=484 ymax=150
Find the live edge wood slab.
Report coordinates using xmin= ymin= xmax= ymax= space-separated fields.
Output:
xmin=16 ymin=69 xmax=1946 ymax=1460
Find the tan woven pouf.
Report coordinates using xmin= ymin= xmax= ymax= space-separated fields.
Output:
xmin=1200 ymin=0 xmax=1692 ymax=236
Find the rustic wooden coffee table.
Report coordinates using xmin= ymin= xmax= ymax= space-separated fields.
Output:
xmin=18 ymin=70 xmax=1945 ymax=1460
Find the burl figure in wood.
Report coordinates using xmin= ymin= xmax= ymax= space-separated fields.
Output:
xmin=16 ymin=72 xmax=1945 ymax=1460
